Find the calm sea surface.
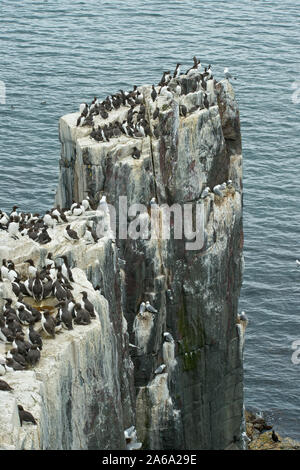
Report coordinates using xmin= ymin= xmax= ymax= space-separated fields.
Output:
xmin=0 ymin=0 xmax=299 ymax=440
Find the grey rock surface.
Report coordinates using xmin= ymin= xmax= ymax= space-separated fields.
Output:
xmin=0 ymin=73 xmax=245 ymax=450
xmin=55 ymin=75 xmax=245 ymax=450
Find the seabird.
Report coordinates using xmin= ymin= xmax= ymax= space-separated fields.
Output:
xmin=59 ymin=255 xmax=74 ymax=282
xmin=76 ymin=113 xmax=85 ymax=127
xmin=10 ymin=205 xmax=19 ymax=218
xmin=0 ymin=324 xmax=14 ymax=343
xmin=28 ymin=324 xmax=43 ymax=350
xmin=138 ymin=302 xmax=146 ymax=317
xmin=43 ymin=211 xmax=57 ymax=228
xmin=84 ymin=226 xmax=98 ymax=244
xmin=26 ymin=344 xmax=41 ymax=366
xmin=145 ymin=301 xmax=158 ymax=314
xmin=213 ymin=184 xmax=224 ymax=197
xmin=9 ymin=348 xmax=27 ymax=367
xmin=41 ymin=311 xmax=56 ymax=338
xmin=18 ymin=405 xmax=37 ymax=426
xmin=12 ymin=332 xmax=30 ymax=355
xmin=154 ymin=364 xmax=166 ymax=374
xmin=64 ymin=225 xmax=79 ymax=242
xmin=38 ymin=227 xmax=51 ymax=245
xmin=6 ymin=357 xmax=25 ymax=371
xmin=238 ymin=311 xmax=248 ymax=322
xmin=80 ymin=291 xmax=97 ymax=318
xmin=151 ymin=85 xmax=157 ymax=102
xmin=57 ymin=301 xmax=73 ymax=330
xmin=0 ymin=378 xmax=13 ymax=392
xmin=72 ymin=203 xmax=84 ymax=217
xmin=153 ymin=107 xmax=159 ymax=120
xmin=99 ymin=195 xmax=109 ymax=214
xmin=74 ymin=303 xmax=91 ymax=325
xmin=45 ymin=252 xmax=55 ymax=269
xmin=203 ymin=93 xmax=210 ymax=110
xmin=42 ymin=275 xmax=54 ymax=299
xmin=272 ymin=430 xmax=280 ymax=443
xmin=16 ymin=305 xmax=34 ymax=325
xmin=32 ymin=273 xmax=44 ymax=302
xmin=81 ymin=197 xmax=91 ymax=211
xmin=173 ymin=63 xmax=181 ymax=78
xmin=160 ymin=86 xmax=173 ymax=100
xmin=163 ymin=332 xmax=174 ymax=343
xmin=132 ymin=147 xmax=141 ymax=160
xmin=25 ymin=259 xmax=37 ymax=278
xmin=201 ymin=186 xmax=211 ymax=199
xmin=224 ymin=67 xmax=236 ymax=80
xmin=79 ymin=103 xmax=88 ymax=114
xmin=0 ymin=260 xmax=9 ymax=280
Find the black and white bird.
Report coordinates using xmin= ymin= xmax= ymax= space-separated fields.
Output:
xmin=238 ymin=311 xmax=248 ymax=322
xmin=31 ymin=273 xmax=44 ymax=302
xmin=25 ymin=259 xmax=37 ymax=278
xmin=213 ymin=184 xmax=224 ymax=197
xmin=74 ymin=303 xmax=91 ymax=325
xmin=28 ymin=324 xmax=43 ymax=350
xmin=41 ymin=311 xmax=56 ymax=338
xmin=26 ymin=345 xmax=41 ymax=366
xmin=80 ymin=291 xmax=97 ymax=318
xmin=18 ymin=405 xmax=37 ymax=426
xmin=145 ymin=301 xmax=158 ymax=314
xmin=56 ymin=301 xmax=73 ymax=330
xmin=163 ymin=332 xmax=174 ymax=343
xmin=64 ymin=225 xmax=79 ymax=242
xmin=59 ymin=255 xmax=74 ymax=283
xmin=0 ymin=378 xmax=13 ymax=392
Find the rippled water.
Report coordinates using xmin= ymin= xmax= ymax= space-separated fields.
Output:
xmin=0 ymin=0 xmax=299 ymax=440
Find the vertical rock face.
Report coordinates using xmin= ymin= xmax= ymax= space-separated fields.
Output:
xmin=55 ymin=76 xmax=244 ymax=450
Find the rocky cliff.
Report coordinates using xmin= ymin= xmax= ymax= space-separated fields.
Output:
xmin=0 ymin=212 xmax=135 ymax=449
xmin=55 ymin=76 xmax=245 ymax=449
xmin=0 ymin=74 xmax=245 ymax=450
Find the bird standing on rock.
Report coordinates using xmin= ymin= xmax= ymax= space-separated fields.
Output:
xmin=272 ymin=430 xmax=280 ymax=443
xmin=145 ymin=301 xmax=158 ymax=314
xmin=80 ymin=291 xmax=97 ymax=318
xmin=41 ymin=311 xmax=56 ymax=338
xmin=64 ymin=225 xmax=79 ymax=242
xmin=18 ymin=405 xmax=37 ymax=426
xmin=138 ymin=302 xmax=146 ymax=317
xmin=0 ymin=378 xmax=13 ymax=392
xmin=26 ymin=344 xmax=41 ymax=366
xmin=151 ymin=85 xmax=157 ymax=102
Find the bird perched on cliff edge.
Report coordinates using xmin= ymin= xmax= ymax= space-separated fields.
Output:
xmin=272 ymin=430 xmax=280 ymax=443
xmin=224 ymin=67 xmax=237 ymax=80
xmin=18 ymin=405 xmax=37 ymax=426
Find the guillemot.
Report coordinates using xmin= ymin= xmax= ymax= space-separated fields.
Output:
xmin=18 ymin=405 xmax=37 ymax=426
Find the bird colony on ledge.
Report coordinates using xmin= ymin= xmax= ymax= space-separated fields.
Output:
xmin=0 ymin=57 xmax=238 ymax=433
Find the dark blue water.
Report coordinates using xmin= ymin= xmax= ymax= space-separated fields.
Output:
xmin=0 ymin=0 xmax=299 ymax=440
